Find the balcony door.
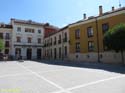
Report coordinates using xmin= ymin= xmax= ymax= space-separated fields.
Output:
xmin=27 ymin=48 xmax=32 ymax=60
xmin=37 ymin=49 xmax=41 ymax=59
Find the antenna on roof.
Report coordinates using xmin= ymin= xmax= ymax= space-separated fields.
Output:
xmin=119 ymin=0 xmax=121 ymax=8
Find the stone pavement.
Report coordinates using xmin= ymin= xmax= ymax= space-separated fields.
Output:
xmin=0 ymin=60 xmax=124 ymax=93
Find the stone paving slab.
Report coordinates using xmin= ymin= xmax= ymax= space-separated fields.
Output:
xmin=71 ymin=75 xmax=125 ymax=93
xmin=0 ymin=74 xmax=59 ymax=93
xmin=0 ymin=62 xmax=29 ymax=76
xmin=39 ymin=67 xmax=122 ymax=89
xmin=0 ymin=61 xmax=124 ymax=93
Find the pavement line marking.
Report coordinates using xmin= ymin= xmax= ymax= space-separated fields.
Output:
xmin=53 ymin=75 xmax=125 ymax=93
xmin=68 ymin=75 xmax=125 ymax=90
xmin=17 ymin=63 xmax=71 ymax=93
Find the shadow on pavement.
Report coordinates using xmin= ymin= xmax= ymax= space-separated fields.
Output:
xmin=36 ymin=60 xmax=125 ymax=74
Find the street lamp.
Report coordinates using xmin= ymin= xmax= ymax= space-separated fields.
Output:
xmin=119 ymin=0 xmax=121 ymax=8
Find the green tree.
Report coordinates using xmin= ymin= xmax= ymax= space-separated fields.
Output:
xmin=0 ymin=39 xmax=4 ymax=52
xmin=104 ymin=23 xmax=125 ymax=64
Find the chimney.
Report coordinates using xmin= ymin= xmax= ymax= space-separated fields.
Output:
xmin=112 ymin=6 xmax=115 ymax=11
xmin=99 ymin=5 xmax=103 ymax=16
xmin=83 ymin=13 xmax=86 ymax=20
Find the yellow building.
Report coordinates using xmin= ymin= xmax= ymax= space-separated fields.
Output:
xmin=68 ymin=6 xmax=125 ymax=64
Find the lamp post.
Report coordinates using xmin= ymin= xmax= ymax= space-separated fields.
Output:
xmin=119 ymin=0 xmax=121 ymax=8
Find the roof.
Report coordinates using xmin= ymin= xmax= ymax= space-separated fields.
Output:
xmin=11 ymin=18 xmax=45 ymax=26
xmin=69 ymin=6 xmax=125 ymax=26
xmin=44 ymin=23 xmax=60 ymax=30
xmin=44 ymin=25 xmax=69 ymax=38
xmin=0 ymin=24 xmax=12 ymax=29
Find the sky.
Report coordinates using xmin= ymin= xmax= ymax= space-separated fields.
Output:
xmin=0 ymin=0 xmax=125 ymax=28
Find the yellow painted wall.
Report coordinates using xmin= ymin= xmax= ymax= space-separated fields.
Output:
xmin=69 ymin=21 xmax=98 ymax=53
xmin=98 ymin=13 xmax=125 ymax=52
xmin=69 ymin=12 xmax=125 ymax=54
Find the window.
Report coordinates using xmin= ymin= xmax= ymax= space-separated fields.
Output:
xmin=45 ymin=49 xmax=47 ymax=56
xmin=16 ymin=37 xmax=21 ymax=42
xmin=54 ymin=37 xmax=56 ymax=45
xmin=63 ymin=32 xmax=67 ymax=42
xmin=64 ymin=46 xmax=67 ymax=57
xmin=27 ymin=37 xmax=32 ymax=43
xmin=25 ymin=28 xmax=28 ymax=32
xmin=76 ymin=42 xmax=80 ymax=52
xmin=5 ymin=49 xmax=9 ymax=54
xmin=32 ymin=29 xmax=34 ymax=33
xmin=47 ymin=40 xmax=49 ymax=46
xmin=54 ymin=48 xmax=57 ymax=59
xmin=5 ymin=33 xmax=10 ymax=39
xmin=103 ymin=40 xmax=109 ymax=51
xmin=88 ymin=41 xmax=94 ymax=51
xmin=59 ymin=47 xmax=61 ymax=58
xmin=87 ymin=27 xmax=93 ymax=37
xmin=50 ymin=38 xmax=52 ymax=45
xmin=58 ymin=35 xmax=61 ymax=44
xmin=44 ymin=40 xmax=47 ymax=47
xmin=17 ymin=27 xmax=21 ymax=32
xmin=15 ymin=48 xmax=21 ymax=56
xmin=102 ymin=23 xmax=109 ymax=33
xmin=0 ymin=33 xmax=3 ymax=39
xmin=51 ymin=49 xmax=52 ymax=58
xmin=75 ymin=29 xmax=80 ymax=39
xmin=38 ymin=38 xmax=41 ymax=44
xmin=25 ymin=28 xmax=34 ymax=33
xmin=5 ymin=41 xmax=9 ymax=47
xmin=38 ymin=29 xmax=41 ymax=34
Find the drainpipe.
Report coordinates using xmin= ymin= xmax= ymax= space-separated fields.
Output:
xmin=95 ymin=17 xmax=100 ymax=63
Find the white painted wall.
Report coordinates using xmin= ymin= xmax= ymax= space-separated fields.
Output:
xmin=11 ymin=20 xmax=44 ymax=59
xmin=0 ymin=28 xmax=12 ymax=55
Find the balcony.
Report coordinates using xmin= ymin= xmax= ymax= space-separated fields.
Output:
xmin=50 ymin=43 xmax=52 ymax=46
xmin=63 ymin=38 xmax=67 ymax=42
xmin=5 ymin=36 xmax=10 ymax=40
xmin=14 ymin=42 xmax=43 ymax=47
xmin=58 ymin=40 xmax=61 ymax=44
xmin=5 ymin=44 xmax=10 ymax=48
xmin=54 ymin=41 xmax=56 ymax=45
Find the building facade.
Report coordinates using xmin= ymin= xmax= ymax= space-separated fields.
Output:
xmin=0 ymin=6 xmax=125 ymax=64
xmin=10 ymin=19 xmax=44 ymax=60
xmin=44 ymin=23 xmax=59 ymax=38
xmin=68 ymin=6 xmax=125 ymax=64
xmin=43 ymin=26 xmax=69 ymax=60
xmin=0 ymin=24 xmax=12 ymax=57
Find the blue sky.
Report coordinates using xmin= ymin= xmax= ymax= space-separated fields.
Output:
xmin=0 ymin=0 xmax=125 ymax=28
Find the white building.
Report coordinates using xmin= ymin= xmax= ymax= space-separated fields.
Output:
xmin=0 ymin=24 xmax=12 ymax=57
xmin=10 ymin=19 xmax=44 ymax=60
xmin=43 ymin=26 xmax=69 ymax=60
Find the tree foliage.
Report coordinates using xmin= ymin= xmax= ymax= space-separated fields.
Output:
xmin=0 ymin=39 xmax=4 ymax=52
xmin=104 ymin=23 xmax=125 ymax=51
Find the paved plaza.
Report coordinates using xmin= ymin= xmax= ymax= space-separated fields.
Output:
xmin=0 ymin=60 xmax=125 ymax=93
